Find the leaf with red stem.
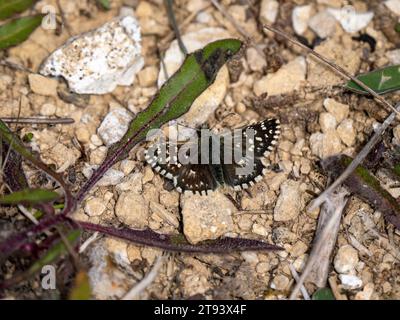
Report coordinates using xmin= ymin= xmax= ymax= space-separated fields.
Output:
xmin=75 ymin=221 xmax=283 ymax=253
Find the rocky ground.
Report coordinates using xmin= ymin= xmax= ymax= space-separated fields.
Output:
xmin=1 ymin=0 xmax=400 ymax=299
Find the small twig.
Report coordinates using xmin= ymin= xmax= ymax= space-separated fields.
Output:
xmin=122 ymin=254 xmax=166 ymax=300
xmin=289 ymin=263 xmax=310 ymax=300
xmin=56 ymin=0 xmax=72 ymax=36
xmin=308 ymin=189 xmax=344 ymax=287
xmin=211 ymin=0 xmax=265 ymax=59
xmin=79 ymin=232 xmax=100 ymax=254
xmin=1 ymin=117 xmax=75 ymax=125
xmin=328 ymin=276 xmax=348 ymax=300
xmin=0 ymin=60 xmax=35 ymax=74
xmin=289 ymin=189 xmax=348 ymax=300
xmin=165 ymin=0 xmax=187 ymax=55
xmin=17 ymin=204 xmax=39 ymax=225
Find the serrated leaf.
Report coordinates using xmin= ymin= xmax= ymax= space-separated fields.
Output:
xmin=69 ymin=270 xmax=91 ymax=300
xmin=96 ymin=0 xmax=110 ymax=10
xmin=0 ymin=188 xmax=59 ymax=205
xmin=312 ymin=288 xmax=335 ymax=300
xmin=0 ymin=14 xmax=43 ymax=50
xmin=345 ymin=65 xmax=400 ymax=95
xmin=0 ymin=0 xmax=38 ymax=20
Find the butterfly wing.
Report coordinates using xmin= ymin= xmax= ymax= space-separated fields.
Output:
xmin=221 ymin=118 xmax=280 ymax=190
xmin=145 ymin=141 xmax=219 ymax=195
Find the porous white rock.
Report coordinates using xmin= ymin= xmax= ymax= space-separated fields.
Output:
xmin=328 ymin=7 xmax=374 ymax=33
xmin=40 ymin=15 xmax=144 ymax=94
xmin=97 ymin=108 xmax=133 ymax=146
xmin=158 ymin=28 xmax=231 ymax=128
xmin=292 ymin=5 xmax=313 ymax=35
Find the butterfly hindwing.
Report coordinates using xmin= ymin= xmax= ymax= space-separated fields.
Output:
xmin=220 ymin=118 xmax=281 ymax=190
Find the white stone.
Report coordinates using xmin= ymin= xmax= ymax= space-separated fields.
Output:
xmin=181 ymin=192 xmax=235 ymax=244
xmin=84 ymin=197 xmax=107 ymax=217
xmin=385 ymin=0 xmax=400 ymax=16
xmin=40 ymin=16 xmax=144 ymax=94
xmin=292 ymin=5 xmax=313 ymax=35
xmin=115 ymin=191 xmax=149 ymax=228
xmin=260 ymin=0 xmax=279 ymax=24
xmin=158 ymin=28 xmax=231 ymax=128
xmin=310 ymin=130 xmax=343 ymax=159
xmin=309 ymin=10 xmax=337 ymax=38
xmin=323 ymin=98 xmax=349 ymax=123
xmin=40 ymin=103 xmax=57 ymax=116
xmin=254 ymin=56 xmax=306 ymax=96
xmin=334 ymin=245 xmax=359 ymax=274
xmin=246 ymin=47 xmax=266 ymax=72
xmin=386 ymin=49 xmax=400 ymax=65
xmin=319 ymin=112 xmax=337 ymax=133
xmin=339 ymin=274 xmax=363 ymax=290
xmin=337 ymin=119 xmax=356 ymax=147
xmin=328 ymin=7 xmax=374 ymax=33
xmin=28 ymin=74 xmax=58 ymax=96
xmin=97 ymin=108 xmax=133 ymax=146
xmin=274 ymin=180 xmax=303 ymax=222
xmin=97 ymin=169 xmax=125 ymax=186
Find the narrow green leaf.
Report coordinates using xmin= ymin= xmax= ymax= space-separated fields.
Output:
xmin=27 ymin=230 xmax=81 ymax=277
xmin=69 ymin=270 xmax=91 ymax=300
xmin=0 ymin=188 xmax=59 ymax=205
xmin=312 ymin=288 xmax=335 ymax=300
xmin=96 ymin=0 xmax=110 ymax=10
xmin=0 ymin=0 xmax=37 ymax=20
xmin=108 ymin=39 xmax=242 ymax=162
xmin=345 ymin=65 xmax=400 ymax=95
xmin=0 ymin=14 xmax=43 ymax=50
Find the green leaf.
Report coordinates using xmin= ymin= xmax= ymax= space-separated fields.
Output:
xmin=0 ymin=0 xmax=38 ymax=20
xmin=27 ymin=230 xmax=81 ymax=276
xmin=312 ymin=288 xmax=335 ymax=300
xmin=69 ymin=270 xmax=91 ymax=300
xmin=0 ymin=14 xmax=43 ymax=50
xmin=108 ymin=39 xmax=242 ymax=162
xmin=345 ymin=65 xmax=400 ymax=95
xmin=0 ymin=188 xmax=60 ymax=205
xmin=96 ymin=0 xmax=110 ymax=10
